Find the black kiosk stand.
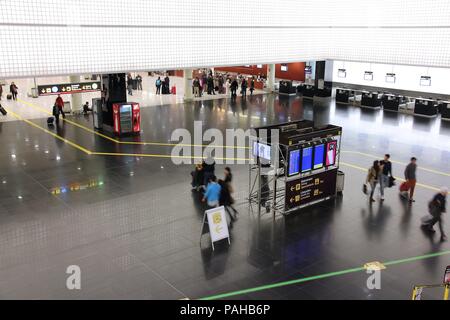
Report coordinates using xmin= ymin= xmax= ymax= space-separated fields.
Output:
xmin=414 ymin=98 xmax=438 ymax=118
xmin=249 ymin=120 xmax=343 ymax=218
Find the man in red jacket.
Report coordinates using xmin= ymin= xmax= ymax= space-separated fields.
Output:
xmin=55 ymin=95 xmax=66 ymax=119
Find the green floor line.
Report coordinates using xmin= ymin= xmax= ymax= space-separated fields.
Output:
xmin=199 ymin=250 xmax=450 ymax=300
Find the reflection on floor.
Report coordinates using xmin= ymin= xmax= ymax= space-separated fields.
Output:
xmin=0 ymin=94 xmax=449 ymax=300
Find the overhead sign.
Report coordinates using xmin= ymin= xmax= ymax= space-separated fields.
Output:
xmin=38 ymin=81 xmax=101 ymax=96
xmin=202 ymin=206 xmax=230 ymax=250
xmin=285 ymin=169 xmax=338 ymax=211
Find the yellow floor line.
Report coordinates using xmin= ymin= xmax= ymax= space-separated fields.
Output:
xmin=6 ymin=104 xmax=448 ymax=194
xmin=18 ymin=98 xmax=249 ymax=149
xmin=342 ymin=151 xmax=450 ymax=178
xmin=6 ymin=108 xmax=92 ymax=155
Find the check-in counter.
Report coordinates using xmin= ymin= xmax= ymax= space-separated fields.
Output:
xmin=439 ymin=101 xmax=450 ymax=121
xmin=302 ymin=84 xmax=315 ymax=98
xmin=414 ymin=98 xmax=438 ymax=117
xmin=382 ymin=94 xmax=402 ymax=112
xmin=336 ymin=88 xmax=354 ymax=104
xmin=361 ymin=91 xmax=383 ymax=109
xmin=279 ymin=80 xmax=297 ymax=95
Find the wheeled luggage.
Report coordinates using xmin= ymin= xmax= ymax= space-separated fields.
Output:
xmin=7 ymin=94 xmax=12 ymax=100
xmin=47 ymin=117 xmax=55 ymax=125
xmin=400 ymin=181 xmax=409 ymax=192
xmin=0 ymin=105 xmax=6 ymax=116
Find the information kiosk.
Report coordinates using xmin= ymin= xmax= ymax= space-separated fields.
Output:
xmin=249 ymin=120 xmax=342 ymax=217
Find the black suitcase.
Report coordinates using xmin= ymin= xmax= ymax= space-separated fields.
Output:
xmin=0 ymin=106 xmax=6 ymax=116
xmin=7 ymin=94 xmax=12 ymax=100
xmin=47 ymin=117 xmax=55 ymax=125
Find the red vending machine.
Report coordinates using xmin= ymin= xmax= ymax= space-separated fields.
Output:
xmin=112 ymin=103 xmax=141 ymax=135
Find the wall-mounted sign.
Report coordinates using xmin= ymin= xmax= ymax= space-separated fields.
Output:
xmin=385 ymin=73 xmax=396 ymax=83
xmin=281 ymin=64 xmax=288 ymax=72
xmin=420 ymin=76 xmax=431 ymax=86
xmin=285 ymin=169 xmax=338 ymax=211
xmin=257 ymin=64 xmax=263 ymax=69
xmin=364 ymin=71 xmax=373 ymax=81
xmin=338 ymin=69 xmax=347 ymax=78
xmin=38 ymin=81 xmax=101 ymax=96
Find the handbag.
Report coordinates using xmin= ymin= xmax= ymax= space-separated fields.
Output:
xmin=362 ymin=183 xmax=368 ymax=195
xmin=388 ymin=176 xmax=396 ymax=188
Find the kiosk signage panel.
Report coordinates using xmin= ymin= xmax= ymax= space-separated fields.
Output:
xmin=301 ymin=146 xmax=313 ymax=173
xmin=313 ymin=144 xmax=325 ymax=170
xmin=326 ymin=141 xmax=337 ymax=167
xmin=288 ymin=149 xmax=301 ymax=177
xmin=206 ymin=206 xmax=230 ymax=244
xmin=253 ymin=142 xmax=271 ymax=161
xmin=285 ymin=169 xmax=338 ymax=211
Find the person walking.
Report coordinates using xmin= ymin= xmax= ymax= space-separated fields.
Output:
xmin=224 ymin=167 xmax=238 ymax=216
xmin=207 ymin=75 xmax=215 ymax=95
xmin=10 ymin=82 xmax=18 ymax=101
xmin=55 ymin=94 xmax=66 ymax=119
xmin=155 ymin=77 xmax=162 ymax=95
xmin=136 ymin=75 xmax=143 ymax=91
xmin=202 ymin=176 xmax=221 ymax=208
xmin=127 ymin=75 xmax=133 ymax=95
xmin=249 ymin=77 xmax=255 ymax=96
xmin=202 ymin=157 xmax=216 ymax=187
xmin=193 ymin=77 xmax=201 ymax=98
xmin=219 ymin=179 xmax=237 ymax=223
xmin=379 ymin=154 xmax=393 ymax=201
xmin=230 ymin=78 xmax=238 ymax=98
xmin=403 ymin=157 xmax=417 ymax=203
xmin=423 ymin=187 xmax=448 ymax=242
xmin=366 ymin=160 xmax=381 ymax=203
xmin=164 ymin=75 xmax=170 ymax=95
xmin=241 ymin=78 xmax=248 ymax=97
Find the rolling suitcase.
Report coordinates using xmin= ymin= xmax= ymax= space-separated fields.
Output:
xmin=0 ymin=105 xmax=7 ymax=116
xmin=400 ymin=181 xmax=409 ymax=192
xmin=7 ymin=94 xmax=12 ymax=100
xmin=47 ymin=117 xmax=55 ymax=126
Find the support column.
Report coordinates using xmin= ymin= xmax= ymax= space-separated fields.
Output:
xmin=267 ymin=64 xmax=276 ymax=92
xmin=70 ymin=75 xmax=82 ymax=112
xmin=183 ymin=68 xmax=193 ymax=102
xmin=100 ymin=73 xmax=127 ymax=128
xmin=314 ymin=61 xmax=333 ymax=98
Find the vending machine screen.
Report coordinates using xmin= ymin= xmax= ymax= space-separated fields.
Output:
xmin=301 ymin=146 xmax=313 ymax=173
xmin=326 ymin=141 xmax=337 ymax=167
xmin=288 ymin=149 xmax=300 ymax=176
xmin=314 ymin=144 xmax=325 ymax=170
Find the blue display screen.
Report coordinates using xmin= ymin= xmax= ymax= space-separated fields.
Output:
xmin=314 ymin=144 xmax=325 ymax=170
xmin=288 ymin=149 xmax=300 ymax=176
xmin=301 ymin=147 xmax=313 ymax=172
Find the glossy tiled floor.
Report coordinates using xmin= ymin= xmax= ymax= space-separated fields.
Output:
xmin=0 ymin=93 xmax=449 ymax=300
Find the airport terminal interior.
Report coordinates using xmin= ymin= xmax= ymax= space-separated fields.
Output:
xmin=0 ymin=0 xmax=450 ymax=301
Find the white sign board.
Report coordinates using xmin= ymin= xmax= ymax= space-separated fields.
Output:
xmin=206 ymin=206 xmax=230 ymax=247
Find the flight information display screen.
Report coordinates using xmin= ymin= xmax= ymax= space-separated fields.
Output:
xmin=301 ymin=146 xmax=313 ymax=173
xmin=314 ymin=144 xmax=325 ymax=170
xmin=288 ymin=149 xmax=300 ymax=176
xmin=326 ymin=141 xmax=337 ymax=167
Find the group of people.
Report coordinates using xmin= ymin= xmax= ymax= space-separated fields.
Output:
xmin=365 ymin=155 xmax=447 ymax=241
xmin=155 ymin=75 xmax=171 ymax=95
xmin=126 ymin=74 xmax=143 ymax=96
xmin=192 ymin=71 xmax=257 ymax=99
xmin=191 ymin=159 xmax=239 ymax=226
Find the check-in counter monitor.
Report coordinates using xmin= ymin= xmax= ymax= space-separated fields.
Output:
xmin=361 ymin=92 xmax=382 ymax=109
xmin=439 ymin=101 xmax=450 ymax=120
xmin=414 ymin=98 xmax=438 ymax=117
xmin=382 ymin=94 xmax=401 ymax=112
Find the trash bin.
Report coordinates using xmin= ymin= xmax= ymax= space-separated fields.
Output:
xmin=31 ymin=88 xmax=38 ymax=98
xmin=336 ymin=170 xmax=345 ymax=194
